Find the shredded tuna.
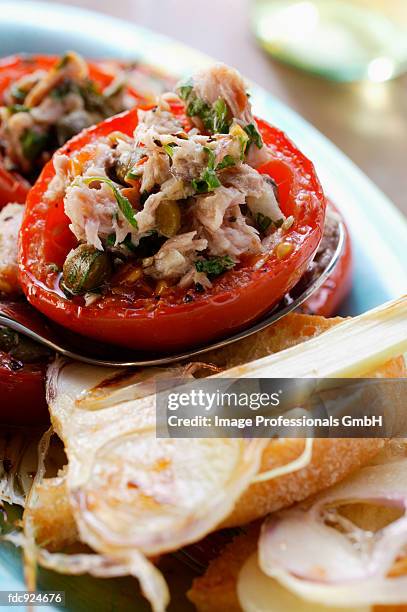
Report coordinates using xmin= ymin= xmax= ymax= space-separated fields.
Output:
xmin=0 ymin=203 xmax=24 ymax=295
xmin=194 ymin=186 xmax=244 ymax=233
xmin=143 ymin=232 xmax=207 ymax=281
xmin=192 ymin=64 xmax=253 ymax=125
xmin=0 ymin=51 xmax=130 ymax=177
xmin=54 ymin=63 xmax=287 ymax=292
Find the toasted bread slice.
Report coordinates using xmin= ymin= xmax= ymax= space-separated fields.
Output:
xmin=27 ymin=313 xmax=405 ymax=555
xmin=188 ymin=525 xmax=258 ymax=612
xmin=188 ymin=524 xmax=407 ymax=612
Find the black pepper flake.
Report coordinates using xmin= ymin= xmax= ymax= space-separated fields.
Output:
xmin=194 ymin=283 xmax=205 ymax=293
xmin=184 ymin=294 xmax=193 ymax=303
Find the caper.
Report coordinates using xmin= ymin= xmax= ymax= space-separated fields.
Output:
xmin=62 ymin=244 xmax=113 ymax=296
xmin=113 ymin=151 xmax=141 ymax=185
xmin=156 ymin=200 xmax=181 ymax=237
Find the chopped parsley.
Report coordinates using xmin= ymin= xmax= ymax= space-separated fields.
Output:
xmin=79 ymin=80 xmax=111 ymax=116
xmin=51 ymin=79 xmax=76 ymax=100
xmin=7 ymin=104 xmax=29 ymax=115
xmin=211 ymin=99 xmax=230 ymax=134
xmin=20 ymin=129 xmax=49 ymax=162
xmin=256 ymin=213 xmax=284 ymax=233
xmin=256 ymin=213 xmax=272 ymax=233
xmin=178 ymin=78 xmax=193 ymax=101
xmin=244 ymin=123 xmax=263 ymax=149
xmin=216 ymin=155 xmax=236 ymax=170
xmin=179 ymin=81 xmax=231 ymax=135
xmin=106 ymin=233 xmax=116 ymax=247
xmin=192 ymin=147 xmax=221 ymax=193
xmin=107 ymin=233 xmax=137 ymax=252
xmin=163 ymin=142 xmax=177 ymax=158
xmin=195 ymin=256 xmax=235 ymax=277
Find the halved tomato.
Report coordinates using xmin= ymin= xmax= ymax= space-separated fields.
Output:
xmin=0 ymin=54 xmax=142 ymax=105
xmin=0 ymin=356 xmax=49 ymax=425
xmin=302 ymin=201 xmax=353 ymax=317
xmin=19 ymin=105 xmax=326 ymax=352
xmin=0 ymin=54 xmax=145 ymax=207
xmin=0 ymin=159 xmax=30 ymax=208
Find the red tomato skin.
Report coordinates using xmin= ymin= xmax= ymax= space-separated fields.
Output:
xmin=0 ymin=54 xmax=144 ymax=209
xmin=0 ymin=161 xmax=30 ymax=209
xmin=0 ymin=54 xmax=131 ymax=102
xmin=19 ymin=108 xmax=326 ymax=352
xmin=0 ymin=360 xmax=48 ymax=425
xmin=302 ymin=201 xmax=353 ymax=317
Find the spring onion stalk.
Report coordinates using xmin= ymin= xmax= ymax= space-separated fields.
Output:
xmin=219 ymin=296 xmax=407 ymax=379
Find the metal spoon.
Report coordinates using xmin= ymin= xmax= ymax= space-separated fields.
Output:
xmin=0 ymin=221 xmax=345 ymax=368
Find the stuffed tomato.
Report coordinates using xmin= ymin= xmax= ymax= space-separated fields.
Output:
xmin=0 ymin=323 xmax=51 ymax=425
xmin=0 ymin=51 xmax=145 ymax=198
xmin=19 ymin=64 xmax=326 ymax=352
xmin=301 ymin=200 xmax=352 ymax=317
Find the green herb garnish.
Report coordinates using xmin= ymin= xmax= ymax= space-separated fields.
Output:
xmin=107 ymin=233 xmax=116 ymax=246
xmin=20 ymin=129 xmax=49 ymax=162
xmin=51 ymin=79 xmax=76 ymax=100
xmin=180 ymin=81 xmax=231 ymax=135
xmin=192 ymin=147 xmax=221 ymax=193
xmin=107 ymin=232 xmax=138 ymax=252
xmin=195 ymin=256 xmax=235 ymax=277
xmin=83 ymin=176 xmax=138 ymax=229
xmin=216 ymin=155 xmax=236 ymax=170
xmin=125 ymin=170 xmax=141 ymax=181
xmin=7 ymin=104 xmax=29 ymax=115
xmin=79 ymin=80 xmax=111 ymax=116
xmin=178 ymin=78 xmax=194 ymax=101
xmin=244 ymin=123 xmax=263 ymax=149
xmin=211 ymin=98 xmax=230 ymax=134
xmin=256 ymin=213 xmax=272 ymax=233
xmin=163 ymin=143 xmax=177 ymax=158
xmin=121 ymin=234 xmax=137 ymax=252
xmin=256 ymin=214 xmax=284 ymax=233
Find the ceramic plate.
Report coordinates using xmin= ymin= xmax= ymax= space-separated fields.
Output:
xmin=0 ymin=2 xmax=406 ymax=609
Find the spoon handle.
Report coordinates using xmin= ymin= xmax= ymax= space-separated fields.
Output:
xmin=0 ymin=221 xmax=345 ymax=367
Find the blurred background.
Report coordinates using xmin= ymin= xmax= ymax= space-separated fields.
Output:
xmin=43 ymin=0 xmax=407 ymax=215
